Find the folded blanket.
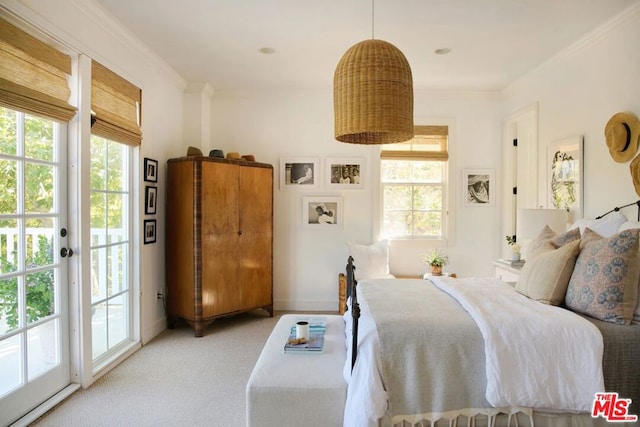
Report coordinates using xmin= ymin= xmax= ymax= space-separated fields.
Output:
xmin=430 ymin=276 xmax=605 ymax=411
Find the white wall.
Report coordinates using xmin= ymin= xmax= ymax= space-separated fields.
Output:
xmin=10 ymin=0 xmax=639 ymax=326
xmin=211 ymin=89 xmax=503 ymax=311
xmin=501 ymin=4 xmax=640 ymax=220
xmin=3 ymin=0 xmax=187 ymax=343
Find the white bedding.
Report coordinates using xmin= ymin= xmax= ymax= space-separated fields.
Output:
xmin=343 ymin=277 xmax=606 ymax=427
xmin=429 ymin=276 xmax=604 ymax=411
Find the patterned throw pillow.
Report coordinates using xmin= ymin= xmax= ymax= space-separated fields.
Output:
xmin=565 ymin=228 xmax=640 ymax=325
xmin=526 ymin=226 xmax=580 ymax=259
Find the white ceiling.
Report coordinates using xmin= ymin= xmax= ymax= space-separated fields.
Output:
xmin=94 ymin=0 xmax=639 ymax=92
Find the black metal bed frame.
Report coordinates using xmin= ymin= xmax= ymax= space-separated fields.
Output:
xmin=346 ymin=256 xmax=360 ymax=372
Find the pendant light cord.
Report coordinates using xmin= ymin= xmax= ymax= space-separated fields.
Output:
xmin=371 ymin=0 xmax=375 ymax=39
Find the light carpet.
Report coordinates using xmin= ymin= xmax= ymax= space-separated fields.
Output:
xmin=31 ymin=310 xmax=293 ymax=427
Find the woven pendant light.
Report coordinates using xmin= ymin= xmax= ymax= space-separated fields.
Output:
xmin=334 ymin=38 xmax=414 ymax=144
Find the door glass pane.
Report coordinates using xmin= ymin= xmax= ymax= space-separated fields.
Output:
xmin=0 ymin=333 xmax=22 ymax=396
xmin=90 ymin=247 xmax=107 ymax=304
xmin=107 ymin=193 xmax=127 ymax=244
xmin=0 ymin=277 xmax=18 ymax=334
xmin=0 ymin=107 xmax=17 ymax=156
xmin=91 ymin=302 xmax=107 ymax=359
xmin=27 ymin=319 xmax=59 ymax=380
xmin=24 ymin=115 xmax=54 ymax=162
xmin=0 ymin=219 xmax=19 ymax=274
xmin=26 ymin=269 xmax=54 ymax=324
xmin=24 ymin=163 xmax=54 ymax=214
xmin=25 ymin=218 xmax=54 ymax=269
xmin=0 ymin=160 xmax=18 ymax=214
xmin=108 ymin=293 xmax=127 ymax=347
xmin=108 ymin=244 xmax=128 ymax=296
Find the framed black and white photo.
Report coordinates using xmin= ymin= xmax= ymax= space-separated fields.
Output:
xmin=145 ymin=186 xmax=157 ymax=215
xmin=326 ymin=157 xmax=365 ymax=189
xmin=302 ymin=196 xmax=343 ymax=229
xmin=144 ymin=158 xmax=158 ymax=183
xmin=463 ymin=169 xmax=494 ymax=207
xmin=279 ymin=157 xmax=320 ymax=189
xmin=143 ymin=219 xmax=157 ymax=244
xmin=548 ymin=135 xmax=583 ymax=223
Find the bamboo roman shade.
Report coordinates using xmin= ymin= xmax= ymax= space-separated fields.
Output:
xmin=381 ymin=125 xmax=448 ymax=161
xmin=0 ymin=17 xmax=76 ymax=122
xmin=91 ymin=60 xmax=142 ymax=146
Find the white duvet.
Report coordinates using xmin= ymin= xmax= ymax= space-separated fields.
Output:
xmin=429 ymin=276 xmax=604 ymax=411
xmin=343 ymin=277 xmax=605 ymax=427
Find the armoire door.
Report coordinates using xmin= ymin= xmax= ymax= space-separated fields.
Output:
xmin=201 ymin=161 xmax=241 ymax=317
xmin=237 ymin=164 xmax=273 ymax=310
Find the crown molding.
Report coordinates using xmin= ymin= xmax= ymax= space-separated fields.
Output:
xmin=1 ymin=0 xmax=187 ymax=91
xmin=556 ymin=2 xmax=640 ymax=59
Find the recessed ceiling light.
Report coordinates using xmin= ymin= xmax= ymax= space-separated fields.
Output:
xmin=435 ymin=48 xmax=451 ymax=55
xmin=259 ymin=47 xmax=276 ymax=54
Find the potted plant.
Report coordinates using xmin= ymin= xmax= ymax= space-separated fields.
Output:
xmin=505 ymin=235 xmax=521 ymax=261
xmin=422 ymin=249 xmax=449 ymax=276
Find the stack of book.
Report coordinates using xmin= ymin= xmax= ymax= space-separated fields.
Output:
xmin=284 ymin=317 xmax=326 ymax=354
xmin=497 ymin=258 xmax=525 ymax=267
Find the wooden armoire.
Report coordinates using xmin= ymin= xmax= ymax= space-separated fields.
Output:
xmin=165 ymin=156 xmax=273 ymax=337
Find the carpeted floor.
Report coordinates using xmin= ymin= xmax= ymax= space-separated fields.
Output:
xmin=31 ymin=310 xmax=288 ymax=427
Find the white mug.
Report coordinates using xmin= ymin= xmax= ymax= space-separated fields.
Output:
xmin=295 ymin=321 xmax=309 ymax=340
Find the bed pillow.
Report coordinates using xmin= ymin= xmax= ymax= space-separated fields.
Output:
xmin=526 ymin=226 xmax=580 ymax=260
xmin=346 ymin=240 xmax=390 ymax=280
xmin=516 ymin=240 xmax=581 ymax=305
xmin=570 ymin=211 xmax=627 ymax=238
xmin=565 ymin=228 xmax=640 ymax=325
xmin=617 ymin=223 xmax=640 ymax=323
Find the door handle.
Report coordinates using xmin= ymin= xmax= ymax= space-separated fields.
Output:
xmin=60 ymin=247 xmax=74 ymax=258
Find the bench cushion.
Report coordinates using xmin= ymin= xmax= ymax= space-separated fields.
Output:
xmin=246 ymin=314 xmax=347 ymax=427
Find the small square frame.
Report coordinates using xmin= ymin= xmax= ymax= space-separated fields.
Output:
xmin=302 ymin=196 xmax=343 ymax=229
xmin=279 ymin=157 xmax=320 ymax=189
xmin=325 ymin=157 xmax=365 ymax=189
xmin=144 ymin=158 xmax=158 ymax=183
xmin=143 ymin=219 xmax=157 ymax=244
xmin=145 ymin=186 xmax=157 ymax=215
xmin=463 ymin=169 xmax=494 ymax=207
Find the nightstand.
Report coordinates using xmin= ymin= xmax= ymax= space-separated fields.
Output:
xmin=492 ymin=261 xmax=522 ymax=284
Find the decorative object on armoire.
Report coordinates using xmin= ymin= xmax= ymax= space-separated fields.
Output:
xmin=209 ymin=149 xmax=224 ymax=158
xmin=604 ymin=112 xmax=640 ymax=163
xmin=186 ymin=146 xmax=203 ymax=156
xmin=333 ymin=0 xmax=413 ymax=144
xmin=547 ymin=136 xmax=583 ymax=222
xmin=422 ymin=249 xmax=449 ymax=276
xmin=166 ymin=156 xmax=274 ymax=337
xmin=226 ymin=151 xmax=241 ymax=159
xmin=241 ymin=154 xmax=256 ymax=162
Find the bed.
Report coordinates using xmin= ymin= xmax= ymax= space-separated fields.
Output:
xmin=341 ymin=215 xmax=640 ymax=427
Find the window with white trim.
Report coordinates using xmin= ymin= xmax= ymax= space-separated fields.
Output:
xmin=380 ymin=125 xmax=448 ymax=239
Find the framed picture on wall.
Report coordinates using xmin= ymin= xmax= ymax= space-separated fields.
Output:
xmin=547 ymin=135 xmax=583 ymax=223
xmin=143 ymin=219 xmax=157 ymax=244
xmin=144 ymin=158 xmax=158 ymax=183
xmin=463 ymin=169 xmax=494 ymax=207
xmin=302 ymin=196 xmax=343 ymax=229
xmin=145 ymin=186 xmax=157 ymax=215
xmin=325 ymin=157 xmax=365 ymax=189
xmin=279 ymin=157 xmax=320 ymax=189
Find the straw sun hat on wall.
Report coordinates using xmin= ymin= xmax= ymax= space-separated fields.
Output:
xmin=605 ymin=112 xmax=640 ymax=163
xmin=607 ymin=112 xmax=640 ymax=196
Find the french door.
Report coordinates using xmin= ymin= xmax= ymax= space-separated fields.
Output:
xmin=0 ymin=107 xmax=70 ymax=425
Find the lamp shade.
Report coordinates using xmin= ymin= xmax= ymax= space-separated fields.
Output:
xmin=516 ymin=208 xmax=568 ymax=259
xmin=333 ymin=39 xmax=414 ymax=144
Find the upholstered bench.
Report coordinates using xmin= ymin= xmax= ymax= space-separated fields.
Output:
xmin=246 ymin=314 xmax=347 ymax=427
